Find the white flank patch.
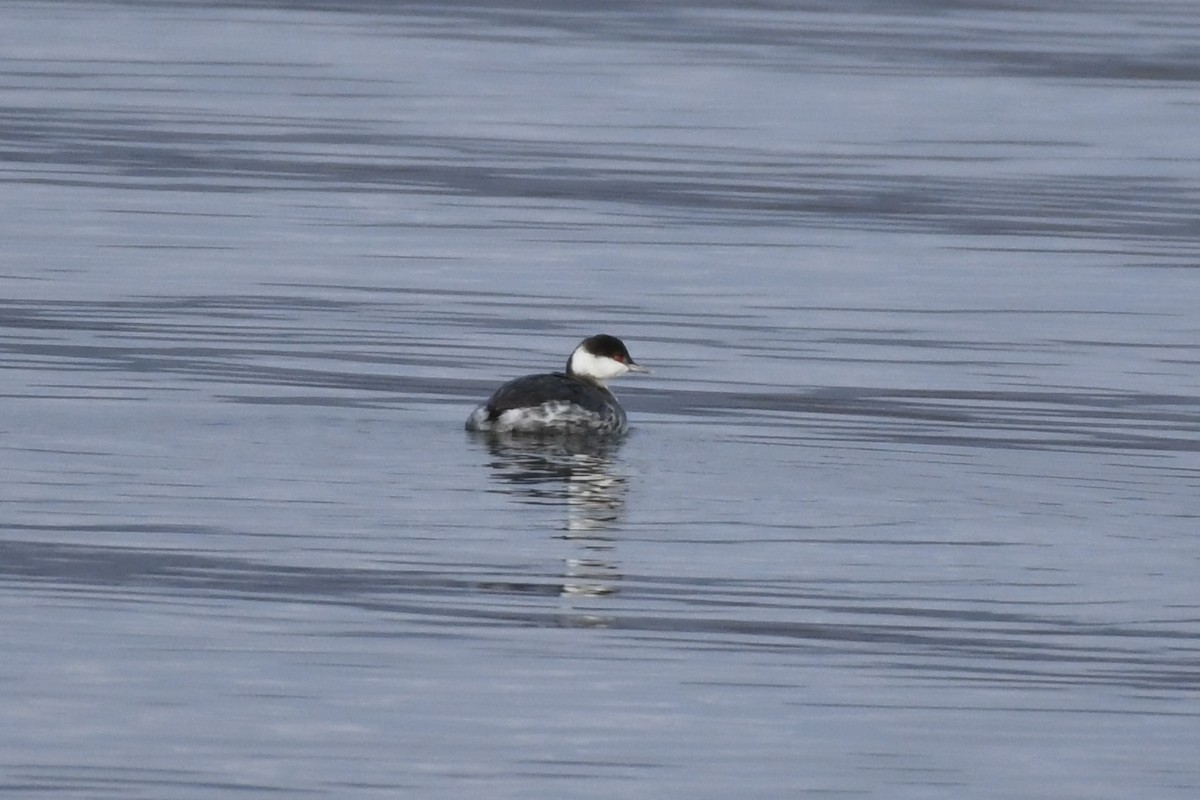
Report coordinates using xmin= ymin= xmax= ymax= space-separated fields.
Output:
xmin=466 ymin=401 xmax=626 ymax=435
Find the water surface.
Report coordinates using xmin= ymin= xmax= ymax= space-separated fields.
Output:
xmin=2 ymin=1 xmax=1199 ymax=798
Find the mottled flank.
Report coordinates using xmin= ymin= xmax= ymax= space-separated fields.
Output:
xmin=466 ymin=397 xmax=627 ymax=435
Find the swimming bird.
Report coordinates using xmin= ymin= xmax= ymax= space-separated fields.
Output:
xmin=465 ymin=334 xmax=648 ymax=435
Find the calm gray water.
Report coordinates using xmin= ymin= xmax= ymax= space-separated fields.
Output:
xmin=2 ymin=1 xmax=1199 ymax=797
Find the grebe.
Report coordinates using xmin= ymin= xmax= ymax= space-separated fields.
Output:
xmin=465 ymin=334 xmax=648 ymax=435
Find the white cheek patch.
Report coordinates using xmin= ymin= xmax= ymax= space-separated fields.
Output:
xmin=569 ymin=349 xmax=627 ymax=384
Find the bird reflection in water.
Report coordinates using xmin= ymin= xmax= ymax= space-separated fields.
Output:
xmin=474 ymin=432 xmax=628 ymax=600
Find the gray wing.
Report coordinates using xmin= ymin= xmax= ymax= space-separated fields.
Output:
xmin=484 ymin=373 xmax=612 ymax=419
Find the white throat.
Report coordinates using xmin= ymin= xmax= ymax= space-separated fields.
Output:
xmin=568 ymin=346 xmax=627 ymax=386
